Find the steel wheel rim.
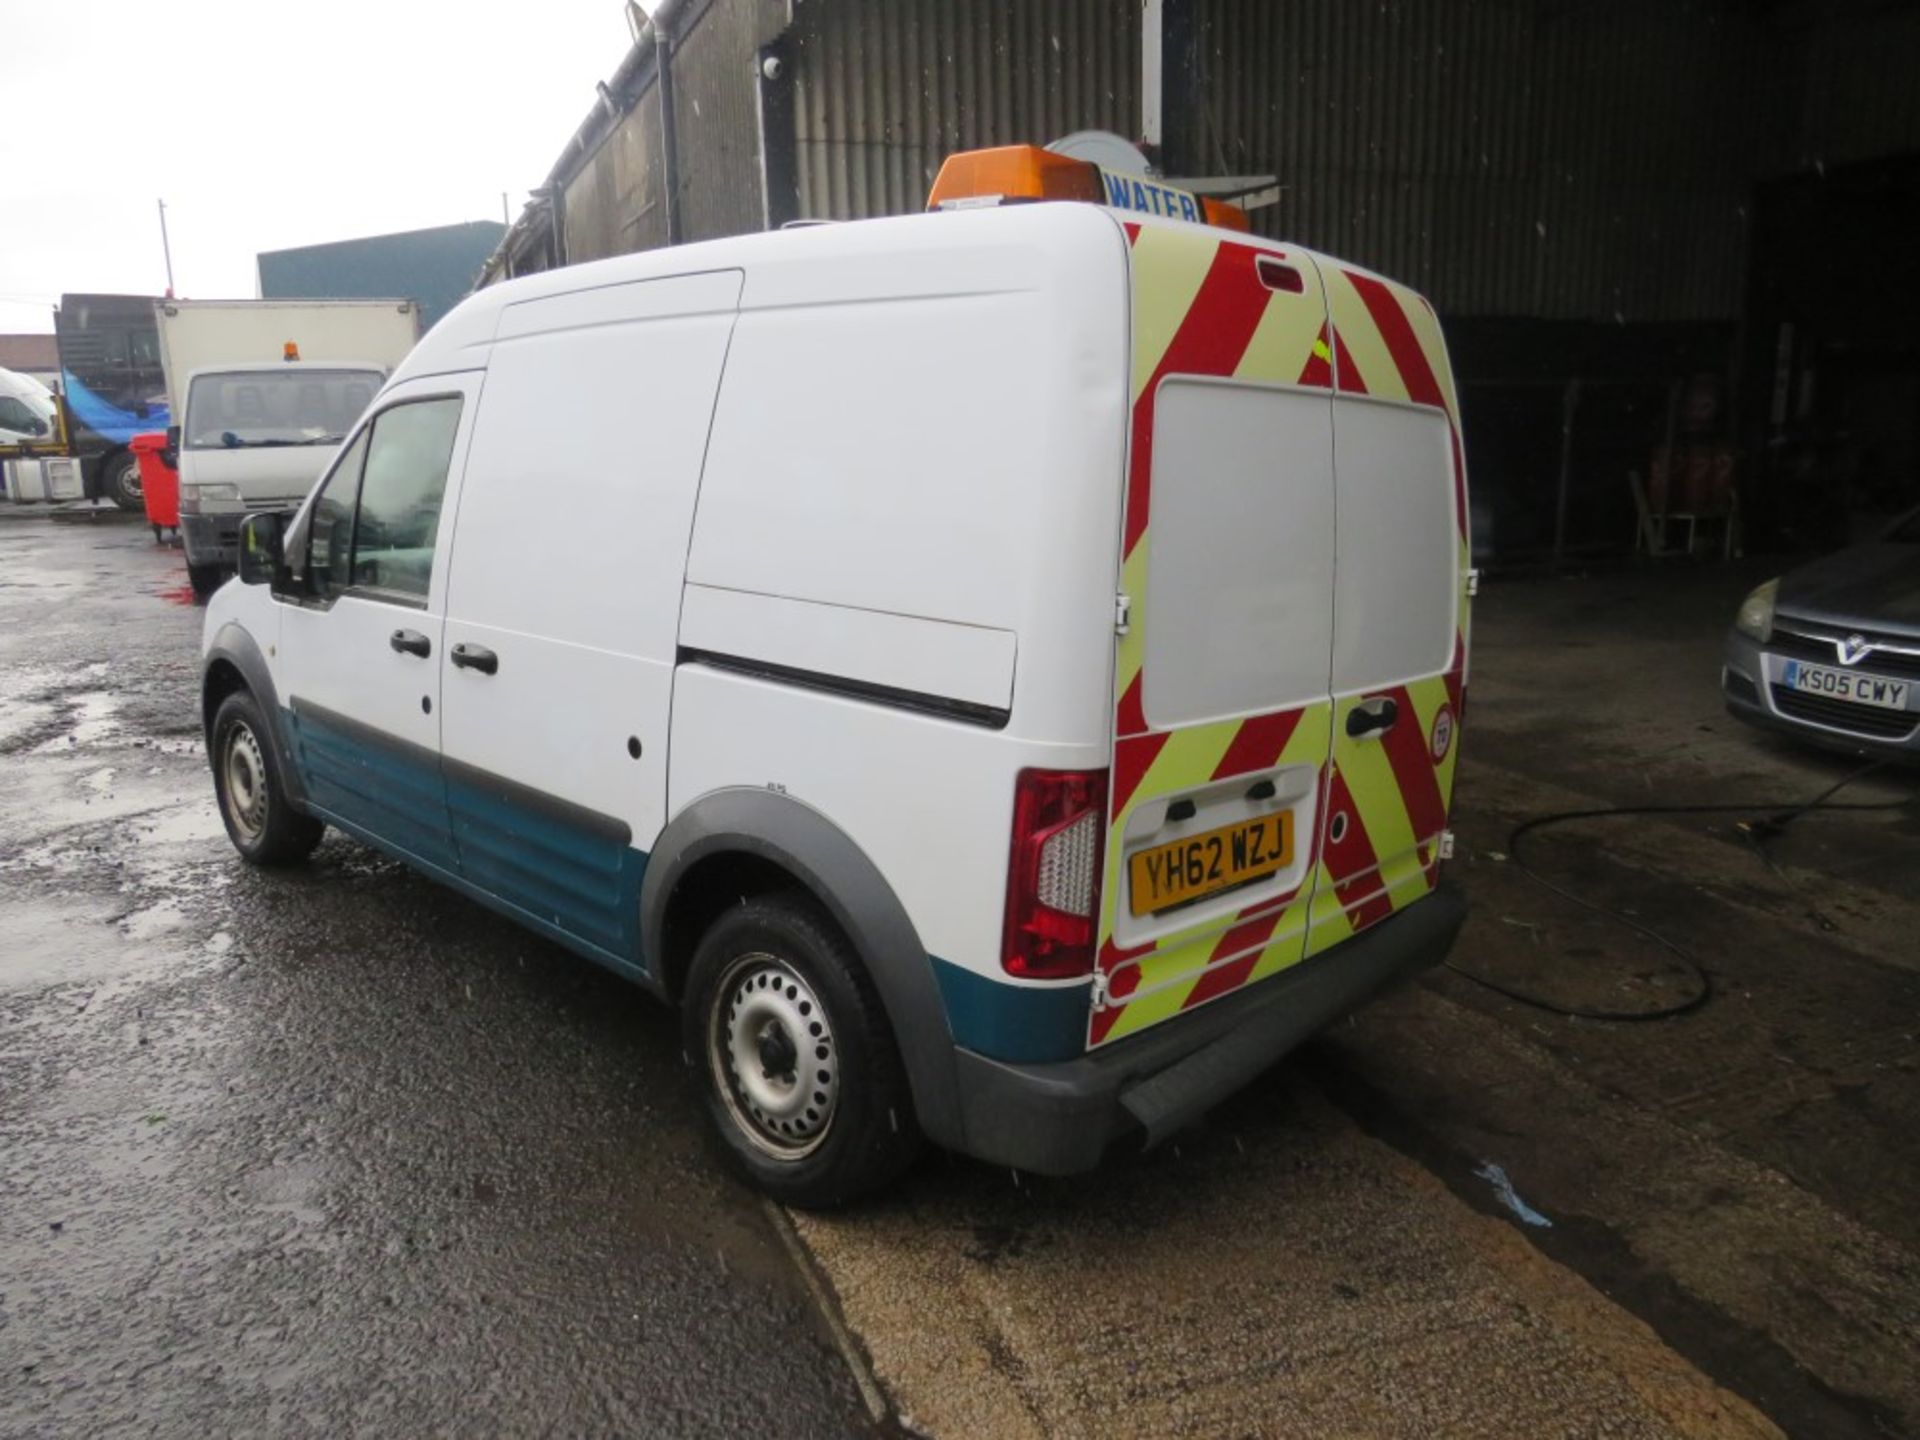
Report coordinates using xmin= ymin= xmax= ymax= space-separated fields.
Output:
xmin=708 ymin=952 xmax=840 ymax=1160
xmin=222 ymin=722 xmax=269 ymax=842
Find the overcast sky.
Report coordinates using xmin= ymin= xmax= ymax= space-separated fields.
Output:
xmin=0 ymin=0 xmax=637 ymax=333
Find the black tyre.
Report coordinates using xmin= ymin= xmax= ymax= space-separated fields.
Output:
xmin=187 ymin=562 xmax=225 ymax=600
xmin=102 ymin=450 xmax=142 ymax=511
xmin=684 ymin=896 xmax=920 ymax=1207
xmin=209 ymin=689 xmax=323 ymax=866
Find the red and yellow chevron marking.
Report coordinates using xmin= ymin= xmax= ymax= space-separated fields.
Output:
xmin=1304 ymin=264 xmax=1471 ymax=959
xmin=1093 ymin=701 xmax=1332 ymax=1047
xmin=1305 ymin=667 xmax=1462 ymax=960
xmin=1091 ymin=224 xmax=1473 ymax=1049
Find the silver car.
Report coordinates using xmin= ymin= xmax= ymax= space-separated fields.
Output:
xmin=1723 ymin=509 xmax=1920 ymax=758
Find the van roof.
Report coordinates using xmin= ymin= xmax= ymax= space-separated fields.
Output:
xmin=400 ymin=204 xmax=1321 ymax=385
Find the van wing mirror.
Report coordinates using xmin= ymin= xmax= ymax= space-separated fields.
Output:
xmin=237 ymin=511 xmax=290 ymax=588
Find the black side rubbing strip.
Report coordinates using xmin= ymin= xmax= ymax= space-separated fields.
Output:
xmin=680 ymin=649 xmax=1011 ymax=730
xmin=441 ymin=755 xmax=633 ymax=847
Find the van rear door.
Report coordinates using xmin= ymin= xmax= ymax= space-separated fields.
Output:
xmin=1090 ymin=225 xmax=1341 ymax=1049
xmin=1303 ymin=265 xmax=1468 ymax=959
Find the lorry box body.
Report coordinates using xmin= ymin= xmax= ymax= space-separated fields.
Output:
xmin=159 ymin=298 xmax=420 ymax=594
xmin=200 ymin=199 xmax=1469 ymax=1203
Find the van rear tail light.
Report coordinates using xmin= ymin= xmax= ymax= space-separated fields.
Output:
xmin=1002 ymin=767 xmax=1109 ymax=980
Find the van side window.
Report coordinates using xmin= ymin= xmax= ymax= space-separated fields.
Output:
xmin=305 ymin=429 xmax=368 ymax=601
xmin=349 ymin=397 xmax=462 ymax=601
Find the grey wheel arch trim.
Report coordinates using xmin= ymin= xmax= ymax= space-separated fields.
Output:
xmin=641 ymin=787 xmax=964 ymax=1150
xmin=203 ymin=623 xmax=310 ymax=811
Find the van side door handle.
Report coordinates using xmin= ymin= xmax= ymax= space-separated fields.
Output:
xmin=389 ymin=628 xmax=431 ymax=658
xmin=1345 ymin=696 xmax=1399 ymax=739
xmin=449 ymin=642 xmax=498 ymax=676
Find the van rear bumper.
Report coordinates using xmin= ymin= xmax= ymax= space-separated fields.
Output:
xmin=949 ymin=885 xmax=1466 ymax=1175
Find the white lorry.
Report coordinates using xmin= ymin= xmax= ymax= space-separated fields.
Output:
xmin=157 ymin=298 xmax=421 ymax=596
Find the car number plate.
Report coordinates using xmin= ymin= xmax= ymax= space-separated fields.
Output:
xmin=1128 ymin=811 xmax=1293 ymax=916
xmin=1782 ymin=660 xmax=1910 ymax=711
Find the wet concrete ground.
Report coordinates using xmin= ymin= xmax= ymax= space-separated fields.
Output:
xmin=4 ymin=513 xmax=1916 ymax=1439
xmin=796 ymin=567 xmax=1920 ymax=1437
xmin=0 ymin=511 xmax=871 ymax=1436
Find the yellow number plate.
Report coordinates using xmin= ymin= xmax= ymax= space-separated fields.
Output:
xmin=1128 ymin=811 xmax=1293 ymax=917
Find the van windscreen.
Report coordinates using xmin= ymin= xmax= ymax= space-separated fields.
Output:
xmin=184 ymin=369 xmax=379 ymax=449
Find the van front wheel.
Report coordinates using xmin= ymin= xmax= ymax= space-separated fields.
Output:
xmin=210 ymin=690 xmax=323 ymax=866
xmin=684 ymin=896 xmax=920 ymax=1207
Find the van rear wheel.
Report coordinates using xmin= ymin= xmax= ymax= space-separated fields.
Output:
xmin=684 ymin=896 xmax=920 ymax=1208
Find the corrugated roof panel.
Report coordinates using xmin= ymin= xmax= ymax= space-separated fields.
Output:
xmin=792 ymin=0 xmax=1138 ymax=222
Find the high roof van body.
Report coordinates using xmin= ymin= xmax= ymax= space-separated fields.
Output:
xmin=201 ymin=201 xmax=1470 ymax=1203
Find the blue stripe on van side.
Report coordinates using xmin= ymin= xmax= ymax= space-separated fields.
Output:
xmin=284 ymin=704 xmax=648 ymax=980
xmin=286 ymin=704 xmax=462 ymax=874
xmin=443 ymin=768 xmax=646 ymax=967
xmin=930 ymin=957 xmax=1090 ymax=1064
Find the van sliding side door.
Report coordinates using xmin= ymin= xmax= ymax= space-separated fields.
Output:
xmin=436 ymin=270 xmax=744 ymax=976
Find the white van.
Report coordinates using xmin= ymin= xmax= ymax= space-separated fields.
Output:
xmin=0 ymin=367 xmax=58 ymax=453
xmin=200 ymin=171 xmax=1471 ymax=1204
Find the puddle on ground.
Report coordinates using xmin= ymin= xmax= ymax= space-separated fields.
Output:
xmin=0 ymin=894 xmax=198 ymax=991
xmin=31 ymin=690 xmax=119 ymax=753
xmin=0 ymin=697 xmax=57 ymax=746
xmin=132 ymin=798 xmax=226 ymax=848
xmin=0 ymin=765 xmax=221 ymax=862
xmin=121 ymin=897 xmax=189 ymax=942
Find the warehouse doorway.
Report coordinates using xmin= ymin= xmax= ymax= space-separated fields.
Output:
xmin=1741 ymin=152 xmax=1920 ymax=553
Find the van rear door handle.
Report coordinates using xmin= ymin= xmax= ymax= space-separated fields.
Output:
xmin=389 ymin=628 xmax=431 ymax=658
xmin=449 ymin=642 xmax=498 ymax=676
xmin=1346 ymin=696 xmax=1399 ymax=739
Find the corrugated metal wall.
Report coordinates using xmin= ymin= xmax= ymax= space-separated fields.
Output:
xmin=785 ymin=0 xmax=1919 ymax=324
xmin=790 ymin=0 xmax=1139 ymax=222
xmin=1795 ymin=5 xmax=1920 ymax=171
xmin=560 ymin=0 xmax=784 ymax=265
xmin=563 ymin=71 xmax=670 ymax=265
xmin=672 ymin=0 xmax=786 ymax=242
xmin=537 ymin=0 xmax=1920 ymax=325
xmin=1196 ymin=0 xmax=1798 ymax=322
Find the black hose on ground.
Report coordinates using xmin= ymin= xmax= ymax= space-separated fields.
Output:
xmin=1443 ymin=760 xmax=1910 ymax=1022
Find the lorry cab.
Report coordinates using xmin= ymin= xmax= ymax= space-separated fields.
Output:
xmin=155 ymin=299 xmax=422 ymax=597
xmin=200 ymin=150 xmax=1470 ymax=1205
xmin=176 ymin=359 xmax=386 ymax=595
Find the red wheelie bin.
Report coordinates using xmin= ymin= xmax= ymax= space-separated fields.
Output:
xmin=131 ymin=432 xmax=179 ymax=542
